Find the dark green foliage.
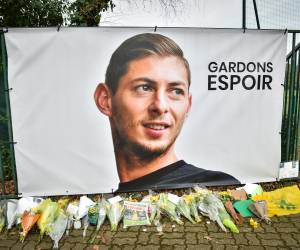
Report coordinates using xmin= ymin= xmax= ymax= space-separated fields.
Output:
xmin=0 ymin=0 xmax=67 ymax=27
xmin=0 ymin=144 xmax=12 ymax=180
xmin=0 ymin=0 xmax=115 ymax=27
xmin=68 ymin=0 xmax=115 ymax=26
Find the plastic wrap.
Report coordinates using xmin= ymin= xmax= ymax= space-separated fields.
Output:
xmin=142 ymin=191 xmax=159 ymax=224
xmin=32 ymin=199 xmax=60 ymax=237
xmin=89 ymin=199 xmax=107 ymax=243
xmin=186 ymin=194 xmax=202 ymax=223
xmin=218 ymin=209 xmax=239 ymax=233
xmin=16 ymin=197 xmax=43 ymax=224
xmin=157 ymin=193 xmax=183 ymax=225
xmin=6 ymin=199 xmax=18 ymax=230
xmin=0 ymin=200 xmax=6 ymax=232
xmin=20 ymin=211 xmax=40 ymax=242
xmin=177 ymin=196 xmax=196 ymax=224
xmin=248 ymin=201 xmax=271 ymax=224
xmin=82 ymin=215 xmax=89 ymax=238
xmin=106 ymin=196 xmax=124 ymax=231
xmin=48 ymin=212 xmax=68 ymax=249
xmin=77 ymin=196 xmax=95 ymax=220
xmin=198 ymin=193 xmax=227 ymax=232
xmin=65 ymin=201 xmax=79 ymax=235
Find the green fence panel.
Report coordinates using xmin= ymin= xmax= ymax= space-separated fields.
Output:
xmin=0 ymin=31 xmax=18 ymax=197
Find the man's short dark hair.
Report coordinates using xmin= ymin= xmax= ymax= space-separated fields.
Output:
xmin=105 ymin=33 xmax=191 ymax=94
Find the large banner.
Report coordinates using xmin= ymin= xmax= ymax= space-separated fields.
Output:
xmin=5 ymin=28 xmax=287 ymax=196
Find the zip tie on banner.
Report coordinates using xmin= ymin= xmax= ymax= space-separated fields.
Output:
xmin=4 ymin=88 xmax=13 ymax=92
xmin=284 ymin=28 xmax=288 ymax=34
xmin=0 ymin=27 xmax=8 ymax=33
xmin=0 ymin=141 xmax=18 ymax=145
xmin=57 ymin=24 xmax=61 ymax=32
xmin=154 ymin=26 xmax=157 ymax=32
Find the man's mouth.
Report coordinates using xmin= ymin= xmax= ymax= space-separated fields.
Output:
xmin=144 ymin=124 xmax=169 ymax=130
xmin=143 ymin=122 xmax=171 ymax=137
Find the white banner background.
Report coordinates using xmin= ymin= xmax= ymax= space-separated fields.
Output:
xmin=5 ymin=28 xmax=287 ymax=196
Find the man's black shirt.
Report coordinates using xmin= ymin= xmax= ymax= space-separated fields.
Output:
xmin=117 ymin=160 xmax=240 ymax=192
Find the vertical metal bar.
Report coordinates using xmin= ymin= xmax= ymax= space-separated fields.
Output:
xmin=0 ymin=149 xmax=6 ymax=194
xmin=0 ymin=33 xmax=18 ymax=194
xmin=294 ymin=46 xmax=300 ymax=160
xmin=242 ymin=0 xmax=246 ymax=29
xmin=286 ymin=33 xmax=297 ymax=160
xmin=253 ymin=0 xmax=260 ymax=29
xmin=290 ymin=51 xmax=298 ymax=160
xmin=282 ymin=60 xmax=290 ymax=161
xmin=291 ymin=38 xmax=299 ymax=160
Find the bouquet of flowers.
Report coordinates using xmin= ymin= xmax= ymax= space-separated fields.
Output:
xmin=20 ymin=211 xmax=40 ymax=242
xmin=177 ymin=195 xmax=196 ymax=224
xmin=157 ymin=193 xmax=183 ymax=225
xmin=198 ymin=193 xmax=227 ymax=232
xmin=89 ymin=198 xmax=107 ymax=243
xmin=32 ymin=199 xmax=60 ymax=237
xmin=106 ymin=196 xmax=124 ymax=231
xmin=0 ymin=201 xmax=6 ymax=233
xmin=48 ymin=211 xmax=68 ymax=248
xmin=183 ymin=194 xmax=201 ymax=223
xmin=218 ymin=208 xmax=239 ymax=233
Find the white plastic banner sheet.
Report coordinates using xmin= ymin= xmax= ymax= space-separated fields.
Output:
xmin=5 ymin=28 xmax=287 ymax=196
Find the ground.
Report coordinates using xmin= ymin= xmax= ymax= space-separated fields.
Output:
xmin=0 ymin=213 xmax=300 ymax=250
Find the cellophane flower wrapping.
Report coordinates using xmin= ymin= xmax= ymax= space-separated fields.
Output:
xmin=157 ymin=193 xmax=183 ymax=225
xmin=48 ymin=211 xmax=68 ymax=249
xmin=106 ymin=196 xmax=124 ymax=231
xmin=218 ymin=209 xmax=239 ymax=233
xmin=32 ymin=199 xmax=60 ymax=237
xmin=193 ymin=186 xmax=212 ymax=201
xmin=65 ymin=201 xmax=79 ymax=235
xmin=77 ymin=196 xmax=95 ymax=220
xmin=16 ymin=197 xmax=43 ymax=225
xmin=0 ymin=200 xmax=6 ymax=232
xmin=19 ymin=211 xmax=40 ymax=242
xmin=142 ymin=190 xmax=160 ymax=224
xmin=6 ymin=199 xmax=18 ymax=230
xmin=184 ymin=194 xmax=202 ymax=223
xmin=57 ymin=198 xmax=69 ymax=211
xmin=177 ymin=196 xmax=196 ymax=224
xmin=198 ymin=193 xmax=227 ymax=232
xmin=89 ymin=199 xmax=107 ymax=243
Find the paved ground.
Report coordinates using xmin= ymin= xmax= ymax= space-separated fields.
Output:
xmin=0 ymin=213 xmax=299 ymax=250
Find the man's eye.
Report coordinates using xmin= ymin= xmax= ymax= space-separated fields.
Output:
xmin=172 ymin=88 xmax=185 ymax=96
xmin=136 ymin=85 xmax=153 ymax=92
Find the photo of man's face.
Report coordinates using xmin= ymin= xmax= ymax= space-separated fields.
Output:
xmin=94 ymin=32 xmax=241 ymax=190
xmin=109 ymin=55 xmax=192 ymax=158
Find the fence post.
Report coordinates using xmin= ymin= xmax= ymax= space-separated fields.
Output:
xmin=0 ymin=31 xmax=18 ymax=195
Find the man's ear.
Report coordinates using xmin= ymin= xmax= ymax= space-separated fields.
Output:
xmin=94 ymin=83 xmax=112 ymax=117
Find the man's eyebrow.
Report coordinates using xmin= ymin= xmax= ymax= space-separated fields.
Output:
xmin=168 ymin=81 xmax=188 ymax=87
xmin=130 ymin=77 xmax=156 ymax=85
xmin=130 ymin=78 xmax=188 ymax=87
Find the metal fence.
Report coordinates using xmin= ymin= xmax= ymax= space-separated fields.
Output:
xmin=281 ymin=32 xmax=300 ymax=162
xmin=0 ymin=32 xmax=18 ymax=198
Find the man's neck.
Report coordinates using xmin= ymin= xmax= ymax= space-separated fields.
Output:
xmin=115 ymin=147 xmax=178 ymax=183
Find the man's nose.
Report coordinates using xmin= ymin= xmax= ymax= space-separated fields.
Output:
xmin=148 ymin=91 xmax=169 ymax=115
